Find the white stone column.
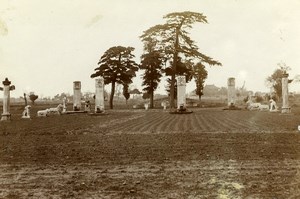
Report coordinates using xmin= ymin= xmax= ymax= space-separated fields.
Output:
xmin=73 ymin=81 xmax=81 ymax=111
xmin=281 ymin=73 xmax=290 ymax=113
xmin=176 ymin=75 xmax=186 ymax=109
xmin=95 ymin=77 xmax=105 ymax=112
xmin=0 ymin=78 xmax=15 ymax=121
xmin=227 ymin=77 xmax=236 ymax=106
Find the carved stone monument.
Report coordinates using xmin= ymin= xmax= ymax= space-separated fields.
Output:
xmin=227 ymin=77 xmax=236 ymax=107
xmin=21 ymin=105 xmax=31 ymax=119
xmin=73 ymin=81 xmax=81 ymax=111
xmin=176 ymin=75 xmax=186 ymax=110
xmin=269 ymin=99 xmax=278 ymax=112
xmin=95 ymin=77 xmax=105 ymax=113
xmin=0 ymin=78 xmax=15 ymax=121
xmin=281 ymin=73 xmax=290 ymax=113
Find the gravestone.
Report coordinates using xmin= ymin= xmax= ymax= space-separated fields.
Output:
xmin=0 ymin=78 xmax=15 ymax=121
xmin=176 ymin=75 xmax=186 ymax=110
xmin=281 ymin=73 xmax=290 ymax=113
xmin=227 ymin=77 xmax=236 ymax=107
xmin=95 ymin=78 xmax=105 ymax=113
xmin=73 ymin=81 xmax=81 ymax=111
xmin=21 ymin=105 xmax=31 ymax=119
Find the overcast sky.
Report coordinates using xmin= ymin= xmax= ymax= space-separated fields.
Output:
xmin=1 ymin=0 xmax=300 ymax=98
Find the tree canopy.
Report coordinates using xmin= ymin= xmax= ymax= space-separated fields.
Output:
xmin=91 ymin=46 xmax=138 ymax=109
xmin=140 ymin=50 xmax=164 ymax=108
xmin=140 ymin=11 xmax=221 ymax=108
xmin=193 ymin=62 xmax=208 ymax=100
xmin=266 ymin=62 xmax=291 ymax=99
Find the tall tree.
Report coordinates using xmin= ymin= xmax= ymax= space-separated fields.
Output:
xmin=193 ymin=62 xmax=208 ymax=100
xmin=140 ymin=11 xmax=221 ymax=108
xmin=140 ymin=50 xmax=164 ymax=108
xmin=91 ymin=46 xmax=138 ymax=109
xmin=266 ymin=62 xmax=291 ymax=99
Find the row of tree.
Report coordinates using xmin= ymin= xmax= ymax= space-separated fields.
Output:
xmin=91 ymin=11 xmax=222 ymax=109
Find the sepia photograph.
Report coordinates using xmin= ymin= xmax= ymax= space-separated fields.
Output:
xmin=1 ymin=0 xmax=300 ymax=198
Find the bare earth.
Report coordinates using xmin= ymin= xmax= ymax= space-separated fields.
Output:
xmin=0 ymin=107 xmax=300 ymax=198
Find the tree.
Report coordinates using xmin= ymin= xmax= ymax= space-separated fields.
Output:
xmin=29 ymin=92 xmax=38 ymax=105
xmin=140 ymin=50 xmax=164 ymax=108
xmin=122 ymin=84 xmax=130 ymax=104
xmin=91 ymin=46 xmax=139 ymax=109
xmin=266 ymin=62 xmax=291 ymax=99
xmin=140 ymin=11 xmax=221 ymax=108
xmin=193 ymin=62 xmax=208 ymax=100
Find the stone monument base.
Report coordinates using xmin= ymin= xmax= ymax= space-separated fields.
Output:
xmin=281 ymin=107 xmax=291 ymax=114
xmin=88 ymin=110 xmax=108 ymax=116
xmin=62 ymin=111 xmax=87 ymax=114
xmin=169 ymin=106 xmax=193 ymax=114
xmin=1 ymin=113 xmax=11 ymax=121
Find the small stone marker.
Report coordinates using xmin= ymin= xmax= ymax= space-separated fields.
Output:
xmin=73 ymin=81 xmax=82 ymax=111
xmin=227 ymin=77 xmax=236 ymax=107
xmin=21 ymin=105 xmax=31 ymax=119
xmin=281 ymin=73 xmax=290 ymax=113
xmin=0 ymin=78 xmax=15 ymax=121
xmin=95 ymin=77 xmax=105 ymax=112
xmin=176 ymin=75 xmax=186 ymax=110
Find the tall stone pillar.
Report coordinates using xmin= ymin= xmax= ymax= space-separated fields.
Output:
xmin=73 ymin=81 xmax=81 ymax=111
xmin=0 ymin=78 xmax=15 ymax=121
xmin=281 ymin=73 xmax=290 ymax=113
xmin=176 ymin=75 xmax=186 ymax=109
xmin=227 ymin=77 xmax=236 ymax=106
xmin=95 ymin=77 xmax=105 ymax=112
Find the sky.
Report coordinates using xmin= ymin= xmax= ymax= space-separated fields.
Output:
xmin=1 ymin=0 xmax=300 ymax=98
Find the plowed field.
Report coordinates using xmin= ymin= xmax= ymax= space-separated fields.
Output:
xmin=0 ymin=107 xmax=300 ymax=198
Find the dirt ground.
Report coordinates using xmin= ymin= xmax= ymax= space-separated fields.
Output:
xmin=0 ymin=106 xmax=300 ymax=198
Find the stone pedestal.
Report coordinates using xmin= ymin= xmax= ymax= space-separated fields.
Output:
xmin=95 ymin=78 xmax=105 ymax=112
xmin=227 ymin=77 xmax=236 ymax=107
xmin=176 ymin=76 xmax=186 ymax=110
xmin=0 ymin=78 xmax=15 ymax=121
xmin=73 ymin=81 xmax=81 ymax=111
xmin=281 ymin=73 xmax=290 ymax=113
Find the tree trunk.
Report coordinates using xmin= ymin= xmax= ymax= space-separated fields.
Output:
xmin=110 ymin=81 xmax=116 ymax=109
xmin=170 ymin=73 xmax=176 ymax=109
xmin=170 ymin=26 xmax=180 ymax=109
xmin=150 ymin=90 xmax=154 ymax=109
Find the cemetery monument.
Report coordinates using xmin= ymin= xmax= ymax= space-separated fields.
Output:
xmin=0 ymin=78 xmax=15 ymax=121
